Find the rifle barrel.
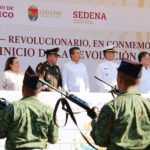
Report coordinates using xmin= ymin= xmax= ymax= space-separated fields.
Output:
xmin=39 ymin=79 xmax=66 ymax=96
xmin=94 ymin=76 xmax=114 ymax=89
xmin=39 ymin=78 xmax=91 ymax=111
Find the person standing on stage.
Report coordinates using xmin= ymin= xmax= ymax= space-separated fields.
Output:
xmin=0 ymin=66 xmax=58 ymax=150
xmin=0 ymin=57 xmax=24 ymax=91
xmin=36 ymin=47 xmax=62 ymax=91
xmin=61 ymin=47 xmax=90 ymax=92
xmin=137 ymin=51 xmax=150 ymax=93
xmin=96 ymin=45 xmax=119 ymax=92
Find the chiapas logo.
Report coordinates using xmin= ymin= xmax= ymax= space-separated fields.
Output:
xmin=28 ymin=5 xmax=38 ymax=21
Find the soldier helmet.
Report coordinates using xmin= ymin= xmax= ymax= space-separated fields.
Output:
xmin=45 ymin=47 xmax=60 ymax=56
xmin=23 ymin=66 xmax=43 ymax=89
xmin=118 ymin=59 xmax=143 ymax=78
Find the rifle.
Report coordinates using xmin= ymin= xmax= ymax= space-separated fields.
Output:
xmin=39 ymin=78 xmax=99 ymax=150
xmin=95 ymin=76 xmax=120 ymax=97
xmin=39 ymin=79 xmax=98 ymax=119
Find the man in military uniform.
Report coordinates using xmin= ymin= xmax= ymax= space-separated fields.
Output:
xmin=96 ymin=45 xmax=119 ymax=92
xmin=0 ymin=66 xmax=58 ymax=150
xmin=36 ymin=47 xmax=62 ymax=91
xmin=91 ymin=59 xmax=150 ymax=150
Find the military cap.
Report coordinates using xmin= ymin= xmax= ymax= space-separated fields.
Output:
xmin=118 ymin=59 xmax=143 ymax=78
xmin=23 ymin=66 xmax=43 ymax=89
xmin=103 ymin=45 xmax=116 ymax=53
xmin=45 ymin=47 xmax=60 ymax=56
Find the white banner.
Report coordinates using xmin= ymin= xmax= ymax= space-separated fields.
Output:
xmin=0 ymin=0 xmax=150 ymax=92
xmin=0 ymin=0 xmax=150 ymax=31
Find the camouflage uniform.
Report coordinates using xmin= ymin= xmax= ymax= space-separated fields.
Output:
xmin=0 ymin=96 xmax=58 ymax=150
xmin=91 ymin=90 xmax=150 ymax=150
xmin=36 ymin=61 xmax=62 ymax=91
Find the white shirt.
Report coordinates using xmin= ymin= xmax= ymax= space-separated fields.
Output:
xmin=96 ymin=60 xmax=119 ymax=92
xmin=61 ymin=61 xmax=90 ymax=92
xmin=0 ymin=70 xmax=24 ymax=91
xmin=137 ymin=67 xmax=150 ymax=93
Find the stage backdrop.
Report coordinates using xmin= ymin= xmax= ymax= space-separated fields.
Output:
xmin=0 ymin=0 xmax=150 ymax=92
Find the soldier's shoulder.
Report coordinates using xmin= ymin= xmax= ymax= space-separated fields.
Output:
xmin=114 ymin=61 xmax=119 ymax=66
xmin=99 ymin=101 xmax=115 ymax=117
xmin=54 ymin=64 xmax=60 ymax=69
xmin=36 ymin=62 xmax=46 ymax=70
xmin=37 ymin=62 xmax=45 ymax=67
xmin=108 ymin=93 xmax=139 ymax=109
xmin=5 ymin=103 xmax=14 ymax=115
xmin=142 ymin=97 xmax=150 ymax=105
xmin=112 ymin=61 xmax=119 ymax=68
xmin=103 ymin=95 xmax=125 ymax=111
xmin=96 ymin=61 xmax=106 ymax=68
xmin=103 ymin=99 xmax=115 ymax=110
xmin=6 ymin=102 xmax=14 ymax=108
xmin=12 ymin=99 xmax=26 ymax=107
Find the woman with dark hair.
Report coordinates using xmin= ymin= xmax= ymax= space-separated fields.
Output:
xmin=0 ymin=57 xmax=24 ymax=91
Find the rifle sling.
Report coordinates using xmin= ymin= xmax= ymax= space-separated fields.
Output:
xmin=53 ymin=97 xmax=98 ymax=150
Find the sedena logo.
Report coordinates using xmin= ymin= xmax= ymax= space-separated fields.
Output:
xmin=28 ymin=5 xmax=38 ymax=21
xmin=73 ymin=10 xmax=107 ymax=24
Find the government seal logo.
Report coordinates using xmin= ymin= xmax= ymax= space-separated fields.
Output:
xmin=28 ymin=5 xmax=38 ymax=21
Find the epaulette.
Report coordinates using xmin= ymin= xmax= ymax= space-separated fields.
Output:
xmin=37 ymin=62 xmax=45 ymax=71
xmin=55 ymin=64 xmax=60 ymax=68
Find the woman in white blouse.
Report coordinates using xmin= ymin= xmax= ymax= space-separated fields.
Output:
xmin=0 ymin=57 xmax=24 ymax=91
